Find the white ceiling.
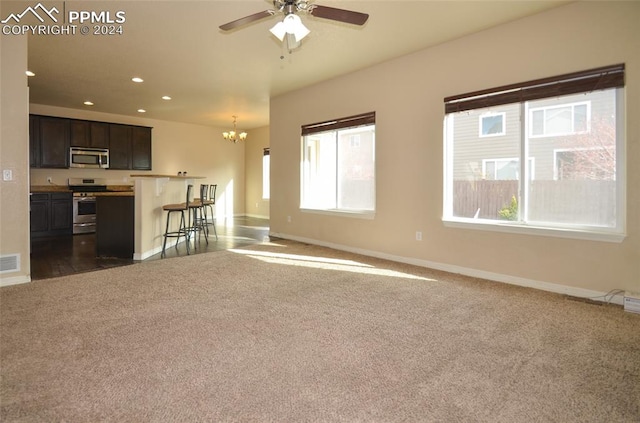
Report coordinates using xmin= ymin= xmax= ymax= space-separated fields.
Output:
xmin=14 ymin=0 xmax=569 ymax=129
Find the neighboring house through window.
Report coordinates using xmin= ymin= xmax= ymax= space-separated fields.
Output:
xmin=483 ymin=158 xmax=535 ymax=180
xmin=554 ymin=146 xmax=615 ymax=181
xmin=479 ymin=112 xmax=505 ymax=137
xmin=530 ymin=101 xmax=590 ymax=137
xmin=443 ymin=64 xmax=625 ymax=240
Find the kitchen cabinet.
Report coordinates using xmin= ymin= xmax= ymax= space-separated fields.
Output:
xmin=132 ymin=126 xmax=152 ymax=170
xmin=29 ymin=114 xmax=152 ymax=170
xmin=70 ymin=120 xmax=89 ymax=147
xmin=90 ymin=122 xmax=110 ymax=148
xmin=30 ymin=192 xmax=73 ymax=238
xmin=109 ymin=123 xmax=132 ymax=170
xmin=70 ymin=120 xmax=110 ymax=149
xmin=109 ymin=124 xmax=152 ymax=170
xmin=39 ymin=116 xmax=69 ymax=168
xmin=29 ymin=115 xmax=40 ymax=168
xmin=30 ymin=194 xmax=49 ymax=233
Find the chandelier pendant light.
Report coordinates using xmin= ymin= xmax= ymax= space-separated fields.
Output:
xmin=223 ymin=115 xmax=248 ymax=143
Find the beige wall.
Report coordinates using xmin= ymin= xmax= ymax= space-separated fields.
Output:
xmin=244 ymin=126 xmax=270 ymax=219
xmin=270 ymin=2 xmax=640 ymax=296
xmin=0 ymin=33 xmax=30 ymax=285
xmin=29 ymin=104 xmax=246 ymax=221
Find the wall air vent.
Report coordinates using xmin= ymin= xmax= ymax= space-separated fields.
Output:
xmin=0 ymin=254 xmax=20 ymax=274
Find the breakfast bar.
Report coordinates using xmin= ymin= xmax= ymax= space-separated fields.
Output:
xmin=130 ymin=174 xmax=206 ymax=260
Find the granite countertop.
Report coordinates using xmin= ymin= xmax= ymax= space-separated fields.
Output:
xmin=130 ymin=174 xmax=206 ymax=179
xmin=30 ymin=185 xmax=72 ymax=193
xmin=31 ymin=185 xmax=134 ymax=194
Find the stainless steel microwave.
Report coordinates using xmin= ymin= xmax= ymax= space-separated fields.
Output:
xmin=69 ymin=147 xmax=109 ymax=169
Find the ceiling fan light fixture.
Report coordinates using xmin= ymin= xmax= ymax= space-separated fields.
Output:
xmin=270 ymin=13 xmax=310 ymax=43
xmin=269 ymin=21 xmax=287 ymax=41
xmin=292 ymin=23 xmax=310 ymax=42
xmin=286 ymin=33 xmax=301 ymax=50
xmin=286 ymin=14 xmax=310 ymax=41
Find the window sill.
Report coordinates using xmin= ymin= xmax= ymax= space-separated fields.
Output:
xmin=301 ymin=208 xmax=375 ymax=220
xmin=443 ymin=218 xmax=625 ymax=243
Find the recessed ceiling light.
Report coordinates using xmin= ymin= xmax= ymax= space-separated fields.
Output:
xmin=132 ymin=77 xmax=144 ymax=83
xmin=25 ymin=71 xmax=35 ymax=77
xmin=84 ymin=101 xmax=94 ymax=106
xmin=137 ymin=109 xmax=146 ymax=113
xmin=162 ymin=96 xmax=172 ymax=100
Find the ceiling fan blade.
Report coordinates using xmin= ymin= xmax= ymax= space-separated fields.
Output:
xmin=219 ymin=10 xmax=274 ymax=31
xmin=309 ymin=5 xmax=369 ymax=26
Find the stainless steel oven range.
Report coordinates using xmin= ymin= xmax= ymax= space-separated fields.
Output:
xmin=68 ymin=178 xmax=108 ymax=234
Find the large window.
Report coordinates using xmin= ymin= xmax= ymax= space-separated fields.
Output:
xmin=301 ymin=112 xmax=376 ymax=214
xmin=443 ymin=64 xmax=625 ymax=240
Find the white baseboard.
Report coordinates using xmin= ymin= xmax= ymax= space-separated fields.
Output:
xmin=269 ymin=231 xmax=624 ymax=306
xmin=0 ymin=274 xmax=31 ymax=287
xmin=244 ymin=213 xmax=270 ymax=219
xmin=134 ymin=238 xmax=186 ymax=261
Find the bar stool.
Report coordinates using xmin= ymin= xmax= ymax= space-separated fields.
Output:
xmin=202 ymin=184 xmax=218 ymax=240
xmin=188 ymin=184 xmax=209 ymax=248
xmin=161 ymin=184 xmax=193 ymax=258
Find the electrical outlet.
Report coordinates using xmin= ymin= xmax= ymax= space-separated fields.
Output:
xmin=2 ymin=169 xmax=12 ymax=181
xmin=47 ymin=177 xmax=53 ymax=184
xmin=416 ymin=231 xmax=422 ymax=241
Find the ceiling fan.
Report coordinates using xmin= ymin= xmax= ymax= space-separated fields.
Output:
xmin=219 ymin=0 xmax=369 ymax=49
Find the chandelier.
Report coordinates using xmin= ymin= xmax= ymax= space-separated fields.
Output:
xmin=223 ymin=115 xmax=247 ymax=143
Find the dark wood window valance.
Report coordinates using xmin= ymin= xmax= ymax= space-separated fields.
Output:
xmin=444 ymin=64 xmax=625 ymax=114
xmin=301 ymin=112 xmax=376 ymax=136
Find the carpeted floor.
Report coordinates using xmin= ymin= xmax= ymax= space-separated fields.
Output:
xmin=1 ymin=239 xmax=639 ymax=422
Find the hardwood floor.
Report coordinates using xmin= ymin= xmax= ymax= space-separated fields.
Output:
xmin=30 ymin=216 xmax=270 ymax=281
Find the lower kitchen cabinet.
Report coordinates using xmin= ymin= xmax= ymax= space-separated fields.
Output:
xmin=30 ymin=192 xmax=73 ymax=238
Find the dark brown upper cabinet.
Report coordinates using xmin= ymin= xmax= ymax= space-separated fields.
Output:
xmin=39 ymin=116 xmax=69 ymax=168
xmin=29 ymin=115 xmax=41 ymax=168
xmin=131 ymin=127 xmax=152 ymax=170
xmin=70 ymin=120 xmax=110 ymax=149
xmin=29 ymin=114 xmax=152 ymax=170
xmin=108 ymin=123 xmax=132 ymax=170
xmin=69 ymin=120 xmax=90 ymax=147
xmin=90 ymin=122 xmax=110 ymax=149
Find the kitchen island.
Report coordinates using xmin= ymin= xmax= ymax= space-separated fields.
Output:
xmin=130 ymin=174 xmax=206 ymax=260
xmin=96 ymin=195 xmax=134 ymax=259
